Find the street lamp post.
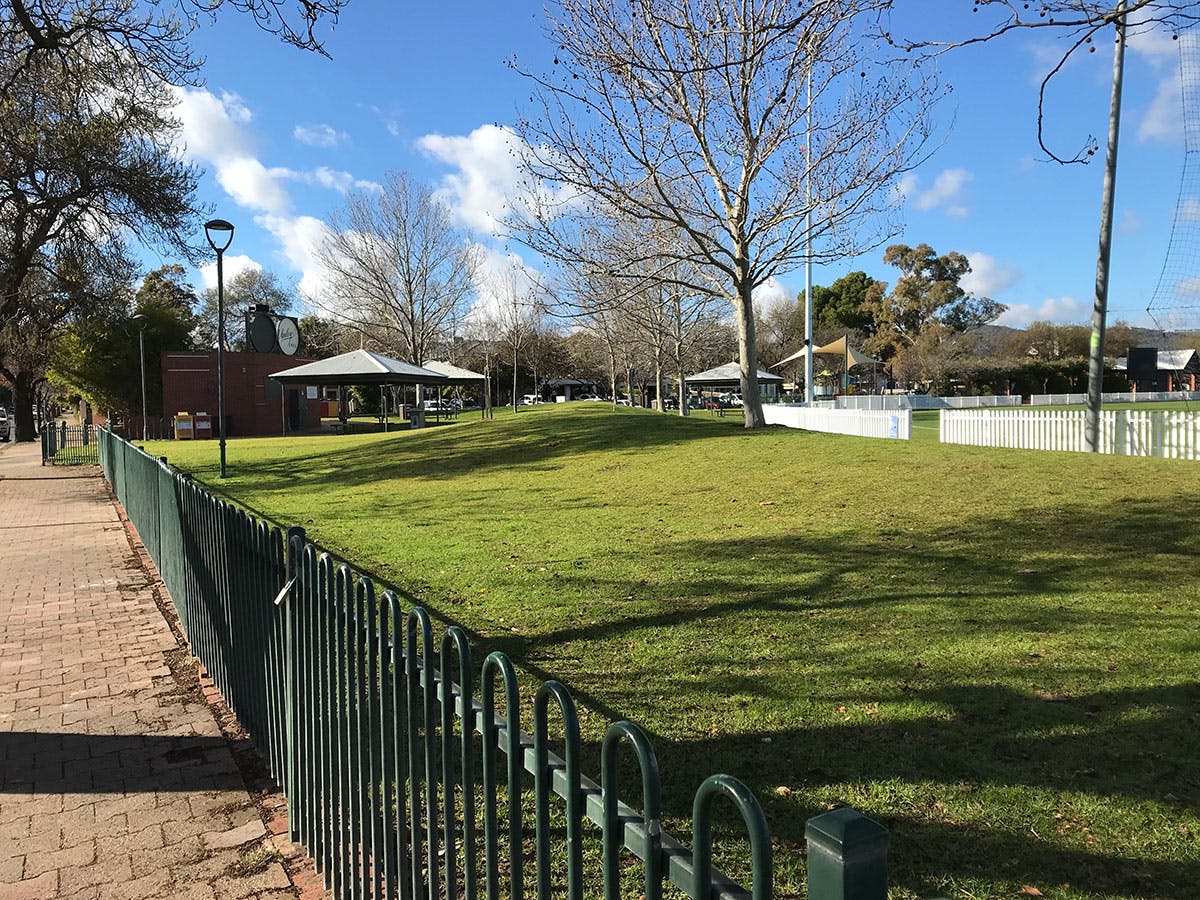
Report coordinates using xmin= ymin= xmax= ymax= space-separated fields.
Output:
xmin=204 ymin=218 xmax=235 ymax=478
xmin=130 ymin=313 xmax=148 ymax=441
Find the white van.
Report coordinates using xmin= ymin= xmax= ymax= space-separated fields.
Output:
xmin=521 ymin=394 xmax=542 ymax=406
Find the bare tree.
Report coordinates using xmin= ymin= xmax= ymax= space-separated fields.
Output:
xmin=511 ymin=0 xmax=944 ymax=427
xmin=478 ymin=257 xmax=547 ymax=411
xmin=196 ymin=268 xmax=295 ymax=350
xmin=315 ymin=172 xmax=478 ymax=365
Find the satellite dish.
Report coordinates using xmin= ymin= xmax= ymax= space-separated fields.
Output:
xmin=248 ymin=313 xmax=278 ymax=353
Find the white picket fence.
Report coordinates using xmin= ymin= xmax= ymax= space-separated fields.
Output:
xmin=763 ymin=403 xmax=912 ymax=439
xmin=1029 ymin=390 xmax=1200 ymax=406
xmin=940 ymin=408 xmax=1200 ymax=459
xmin=822 ymin=394 xmax=1022 ymax=411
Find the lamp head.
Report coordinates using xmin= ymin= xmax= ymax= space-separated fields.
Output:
xmin=130 ymin=313 xmax=148 ymax=330
xmin=204 ymin=218 xmax=235 ymax=253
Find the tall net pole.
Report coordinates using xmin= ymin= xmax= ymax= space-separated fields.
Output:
xmin=1085 ymin=2 xmax=1127 ymax=452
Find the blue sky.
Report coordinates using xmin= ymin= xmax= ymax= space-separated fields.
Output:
xmin=158 ymin=1 xmax=1200 ymax=332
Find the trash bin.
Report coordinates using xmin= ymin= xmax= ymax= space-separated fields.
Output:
xmin=174 ymin=412 xmax=194 ymax=440
xmin=408 ymin=408 xmax=425 ymax=429
xmin=193 ymin=412 xmax=212 ymax=440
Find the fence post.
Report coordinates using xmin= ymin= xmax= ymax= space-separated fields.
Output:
xmin=284 ymin=525 xmax=306 ymax=843
xmin=805 ymin=808 xmax=887 ymax=900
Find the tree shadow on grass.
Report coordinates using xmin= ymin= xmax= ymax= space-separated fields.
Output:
xmin=213 ymin=407 xmax=747 ymax=491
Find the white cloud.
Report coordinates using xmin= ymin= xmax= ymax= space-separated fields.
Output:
xmin=171 ymin=86 xmax=381 ymax=304
xmin=419 ymin=125 xmax=531 ymax=235
xmin=286 ymin=166 xmax=381 ymax=194
xmin=256 ymin=214 xmax=333 ymax=304
xmin=171 ymin=86 xmax=256 ymax=163
xmin=1175 ymin=275 xmax=1200 ymax=296
xmin=216 ymin=157 xmax=293 ymax=215
xmin=1118 ymin=209 xmax=1144 ymax=235
xmin=897 ymin=168 xmax=973 ymax=217
xmin=1140 ymin=70 xmax=1183 ymax=142
xmin=1180 ymin=197 xmax=1200 ymax=221
xmin=219 ymin=91 xmax=252 ymax=123
xmin=752 ymin=277 xmax=790 ymax=312
xmin=996 ymin=295 xmax=1087 ymax=328
xmin=198 ymin=254 xmax=262 ymax=291
xmin=960 ymin=252 xmax=1020 ymax=298
xmin=293 ymin=123 xmax=348 ymax=148
xmin=466 ymin=244 xmax=545 ymax=324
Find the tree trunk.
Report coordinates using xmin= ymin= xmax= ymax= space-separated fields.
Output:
xmin=608 ymin=347 xmax=618 ymax=408
xmin=675 ymin=337 xmax=688 ymax=417
xmin=653 ymin=348 xmax=663 ymax=413
xmin=12 ymin=370 xmax=37 ymax=442
xmin=511 ymin=346 xmax=519 ymax=412
xmin=734 ymin=276 xmax=765 ymax=428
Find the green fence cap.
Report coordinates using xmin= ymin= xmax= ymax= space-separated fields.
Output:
xmin=805 ymin=808 xmax=887 ymax=850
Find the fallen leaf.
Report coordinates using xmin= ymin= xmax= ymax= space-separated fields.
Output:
xmin=773 ymin=785 xmax=792 ymax=797
xmin=1034 ymin=691 xmax=1069 ymax=702
xmin=1019 ymin=887 xmax=1044 ymax=897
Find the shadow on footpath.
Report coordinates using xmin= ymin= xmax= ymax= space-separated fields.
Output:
xmin=0 ymin=732 xmax=245 ymax=794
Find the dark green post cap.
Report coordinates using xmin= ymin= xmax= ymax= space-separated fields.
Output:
xmin=805 ymin=808 xmax=887 ymax=900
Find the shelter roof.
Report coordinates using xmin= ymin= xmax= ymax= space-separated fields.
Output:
xmin=268 ymin=349 xmax=448 ymax=385
xmin=423 ymin=359 xmax=486 ymax=384
xmin=685 ymin=362 xmax=784 ymax=385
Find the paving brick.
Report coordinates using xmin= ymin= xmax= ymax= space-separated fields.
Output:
xmin=0 ymin=444 xmax=322 ymax=899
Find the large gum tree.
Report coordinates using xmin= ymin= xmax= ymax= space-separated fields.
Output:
xmin=511 ymin=0 xmax=945 ymax=426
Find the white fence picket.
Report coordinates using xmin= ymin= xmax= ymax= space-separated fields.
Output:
xmin=939 ymin=408 xmax=1200 ymax=460
xmin=762 ymin=404 xmax=912 ymax=439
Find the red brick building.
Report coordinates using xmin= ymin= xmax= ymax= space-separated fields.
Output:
xmin=161 ymin=351 xmax=324 ymax=437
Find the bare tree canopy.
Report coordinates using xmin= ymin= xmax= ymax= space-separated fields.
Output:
xmin=315 ymin=172 xmax=478 ymax=365
xmin=1 ymin=0 xmax=345 ymax=88
xmin=891 ymin=1 xmax=1200 ymax=163
xmin=511 ymin=0 xmax=944 ymax=426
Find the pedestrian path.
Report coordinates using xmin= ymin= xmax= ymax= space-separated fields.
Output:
xmin=0 ymin=442 xmax=319 ymax=900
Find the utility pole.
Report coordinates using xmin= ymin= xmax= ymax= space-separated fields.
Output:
xmin=1085 ymin=3 xmax=1127 ymax=452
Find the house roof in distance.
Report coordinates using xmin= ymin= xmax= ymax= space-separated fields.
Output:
xmin=1113 ymin=349 xmax=1200 ymax=373
xmin=269 ymin=349 xmax=448 ymax=385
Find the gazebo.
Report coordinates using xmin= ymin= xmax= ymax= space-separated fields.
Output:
xmin=683 ymin=362 xmax=784 ymax=401
xmin=269 ymin=349 xmax=448 ymax=432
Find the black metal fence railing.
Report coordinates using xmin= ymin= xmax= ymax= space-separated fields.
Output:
xmin=99 ymin=426 xmax=892 ymax=900
xmin=41 ymin=422 xmax=100 ymax=466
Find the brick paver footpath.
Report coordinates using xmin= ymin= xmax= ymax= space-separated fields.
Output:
xmin=0 ymin=442 xmax=326 ymax=900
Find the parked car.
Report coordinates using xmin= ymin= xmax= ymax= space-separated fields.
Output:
xmin=615 ymin=398 xmax=633 ymax=407
xmin=521 ymin=394 xmax=543 ymax=406
xmin=662 ymin=397 xmax=679 ymax=410
xmin=0 ymin=408 xmax=9 ymax=441
xmin=424 ymin=399 xmax=456 ymax=414
xmin=579 ymin=393 xmax=602 ymax=401
xmin=719 ymin=392 xmax=743 ymax=407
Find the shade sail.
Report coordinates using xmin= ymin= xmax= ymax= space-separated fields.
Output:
xmin=771 ymin=336 xmax=880 ymax=370
xmin=268 ymin=349 xmax=448 ymax=385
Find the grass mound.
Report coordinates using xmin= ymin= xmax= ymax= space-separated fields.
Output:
xmin=148 ymin=405 xmax=1200 ymax=898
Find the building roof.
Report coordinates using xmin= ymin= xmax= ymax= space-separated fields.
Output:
xmin=685 ymin=362 xmax=785 ymax=385
xmin=269 ymin=349 xmax=448 ymax=385
xmin=1114 ymin=349 xmax=1200 ymax=373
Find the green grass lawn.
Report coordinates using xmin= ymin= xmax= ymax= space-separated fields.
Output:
xmin=144 ymin=405 xmax=1200 ymax=899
